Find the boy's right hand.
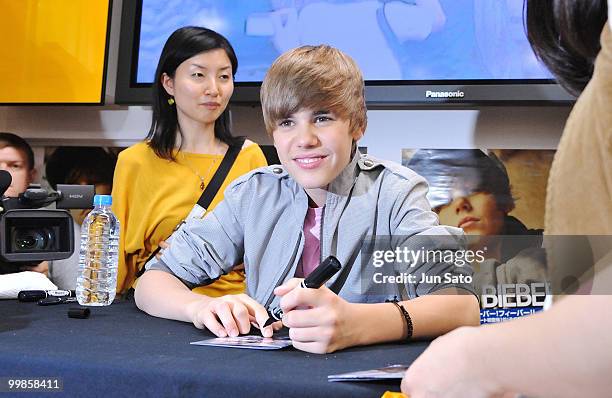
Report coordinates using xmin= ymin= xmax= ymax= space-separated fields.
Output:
xmin=187 ymin=294 xmax=277 ymax=338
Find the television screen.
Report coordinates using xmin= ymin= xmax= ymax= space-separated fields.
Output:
xmin=116 ymin=0 xmax=574 ymax=105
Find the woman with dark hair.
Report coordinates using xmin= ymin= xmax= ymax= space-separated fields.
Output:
xmin=402 ymin=1 xmax=612 ymax=397
xmin=112 ymin=27 xmax=267 ymax=296
xmin=525 ymin=0 xmax=611 ymax=235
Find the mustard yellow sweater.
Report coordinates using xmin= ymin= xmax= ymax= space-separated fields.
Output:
xmin=112 ymin=141 xmax=267 ymax=295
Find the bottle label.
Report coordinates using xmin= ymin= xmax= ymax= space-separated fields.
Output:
xmin=47 ymin=290 xmax=72 ymax=297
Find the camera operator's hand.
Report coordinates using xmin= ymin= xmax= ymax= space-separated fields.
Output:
xmin=21 ymin=261 xmax=49 ymax=276
xmin=186 ymin=293 xmax=282 ymax=338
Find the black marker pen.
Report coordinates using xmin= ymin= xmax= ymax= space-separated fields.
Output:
xmin=263 ymin=256 xmax=342 ymax=328
xmin=18 ymin=290 xmax=76 ymax=302
xmin=38 ymin=297 xmax=78 ymax=306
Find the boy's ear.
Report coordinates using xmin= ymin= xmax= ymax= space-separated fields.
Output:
xmin=351 ymin=128 xmax=364 ymax=141
xmin=161 ymin=73 xmax=175 ymax=96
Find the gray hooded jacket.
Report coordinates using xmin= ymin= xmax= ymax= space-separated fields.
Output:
xmin=147 ymin=152 xmax=474 ymax=310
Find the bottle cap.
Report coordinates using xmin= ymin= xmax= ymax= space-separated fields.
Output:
xmin=68 ymin=307 xmax=91 ymax=319
xmin=93 ymin=194 xmax=112 ymax=206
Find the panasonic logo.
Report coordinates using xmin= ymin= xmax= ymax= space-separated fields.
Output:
xmin=425 ymin=90 xmax=465 ymax=98
xmin=69 ymin=194 xmax=84 ymax=199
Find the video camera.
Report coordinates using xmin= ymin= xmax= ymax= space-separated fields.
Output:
xmin=0 ymin=170 xmax=94 ymax=274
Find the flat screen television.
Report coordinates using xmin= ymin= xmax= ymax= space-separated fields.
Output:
xmin=115 ymin=0 xmax=575 ymax=106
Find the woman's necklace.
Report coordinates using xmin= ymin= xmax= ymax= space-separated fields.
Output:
xmin=180 ymin=140 xmax=221 ymax=190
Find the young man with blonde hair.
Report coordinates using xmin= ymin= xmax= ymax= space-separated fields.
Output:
xmin=135 ymin=45 xmax=479 ymax=354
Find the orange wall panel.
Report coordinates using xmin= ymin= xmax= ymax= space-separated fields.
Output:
xmin=0 ymin=0 xmax=110 ymax=103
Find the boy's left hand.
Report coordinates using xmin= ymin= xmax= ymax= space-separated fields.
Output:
xmin=156 ymin=240 xmax=170 ymax=260
xmin=274 ymin=278 xmax=358 ymax=354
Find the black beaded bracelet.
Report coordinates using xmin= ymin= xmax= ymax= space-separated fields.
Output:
xmin=389 ymin=300 xmax=413 ymax=341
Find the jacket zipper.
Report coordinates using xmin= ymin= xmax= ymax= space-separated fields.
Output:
xmin=319 ymin=205 xmax=326 ymax=266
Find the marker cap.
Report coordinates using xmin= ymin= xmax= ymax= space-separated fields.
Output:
xmin=68 ymin=307 xmax=91 ymax=319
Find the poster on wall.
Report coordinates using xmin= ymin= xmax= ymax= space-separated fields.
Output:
xmin=402 ymin=149 xmax=556 ymax=324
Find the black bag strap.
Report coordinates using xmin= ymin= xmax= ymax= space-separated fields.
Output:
xmin=196 ymin=137 xmax=244 ymax=209
xmin=135 ymin=137 xmax=245 ymax=278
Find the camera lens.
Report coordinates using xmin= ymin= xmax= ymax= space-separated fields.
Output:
xmin=2 ymin=210 xmax=72 ymax=262
xmin=12 ymin=228 xmax=54 ymax=252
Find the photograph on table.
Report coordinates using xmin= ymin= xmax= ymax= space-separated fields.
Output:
xmin=190 ymin=334 xmax=293 ymax=350
xmin=403 ymin=148 xmax=555 ymax=323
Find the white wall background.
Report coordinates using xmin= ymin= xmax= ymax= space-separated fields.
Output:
xmin=0 ymin=0 xmax=572 ymax=178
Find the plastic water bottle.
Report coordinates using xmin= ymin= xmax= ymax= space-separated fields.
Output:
xmin=76 ymin=195 xmax=119 ymax=306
